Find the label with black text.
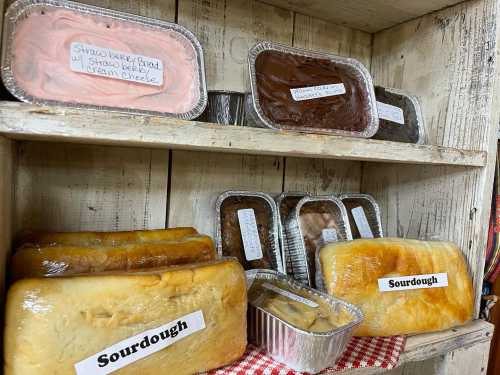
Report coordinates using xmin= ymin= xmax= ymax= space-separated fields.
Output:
xmin=377 ymin=101 xmax=405 ymax=125
xmin=262 ymin=282 xmax=319 ymax=308
xmin=378 ymin=273 xmax=448 ymax=292
xmin=74 ymin=310 xmax=205 ymax=375
xmin=237 ymin=209 xmax=264 ymax=261
xmin=290 ymin=83 xmax=346 ymax=101
xmin=321 ymin=228 xmax=338 ymax=244
xmin=70 ymin=42 xmax=163 ymax=86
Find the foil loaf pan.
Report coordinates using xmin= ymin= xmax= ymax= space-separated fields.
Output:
xmin=339 ymin=193 xmax=384 ymax=239
xmin=215 ymin=191 xmax=284 ymax=273
xmin=275 ymin=192 xmax=310 ymax=275
xmin=2 ymin=0 xmax=207 ymax=120
xmin=373 ymin=86 xmax=425 ymax=144
xmin=285 ymin=196 xmax=352 ymax=287
xmin=246 ymin=268 xmax=363 ymax=373
xmin=197 ymin=90 xmax=245 ymax=125
xmin=247 ymin=41 xmax=379 ymax=137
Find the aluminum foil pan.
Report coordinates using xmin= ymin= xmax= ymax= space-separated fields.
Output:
xmin=215 ymin=191 xmax=284 ymax=273
xmin=275 ymin=192 xmax=309 ymax=275
xmin=286 ymin=196 xmax=352 ymax=287
xmin=246 ymin=269 xmax=363 ymax=373
xmin=197 ymin=90 xmax=245 ymax=125
xmin=248 ymin=41 xmax=378 ymax=137
xmin=243 ymin=91 xmax=267 ymax=128
xmin=373 ymin=86 xmax=425 ymax=144
xmin=339 ymin=193 xmax=383 ymax=239
xmin=2 ymin=0 xmax=207 ymax=120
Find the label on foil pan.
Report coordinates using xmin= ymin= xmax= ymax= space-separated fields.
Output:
xmin=351 ymin=207 xmax=374 ymax=238
xmin=70 ymin=42 xmax=164 ymax=87
xmin=321 ymin=228 xmax=338 ymax=244
xmin=74 ymin=310 xmax=205 ymax=375
xmin=237 ymin=209 xmax=264 ymax=261
xmin=377 ymin=101 xmax=405 ymax=125
xmin=378 ymin=273 xmax=448 ymax=292
xmin=262 ymin=282 xmax=319 ymax=308
xmin=290 ymin=83 xmax=346 ymax=101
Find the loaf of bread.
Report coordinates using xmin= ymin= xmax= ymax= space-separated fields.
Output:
xmin=17 ymin=227 xmax=198 ymax=248
xmin=4 ymin=259 xmax=247 ymax=375
xmin=12 ymin=234 xmax=216 ymax=279
xmin=318 ymin=238 xmax=473 ymax=336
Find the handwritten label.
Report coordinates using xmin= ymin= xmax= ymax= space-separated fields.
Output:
xmin=70 ymin=42 xmax=163 ymax=86
xmin=74 ymin=310 xmax=205 ymax=375
xmin=377 ymin=101 xmax=405 ymax=125
xmin=262 ymin=282 xmax=319 ymax=308
xmin=351 ymin=207 xmax=374 ymax=238
xmin=237 ymin=209 xmax=264 ymax=261
xmin=321 ymin=228 xmax=338 ymax=244
xmin=290 ymin=83 xmax=346 ymax=101
xmin=378 ymin=273 xmax=448 ymax=292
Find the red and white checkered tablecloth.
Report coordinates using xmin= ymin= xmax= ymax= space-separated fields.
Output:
xmin=206 ymin=336 xmax=406 ymax=374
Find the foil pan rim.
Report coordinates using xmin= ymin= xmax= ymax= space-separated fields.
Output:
xmin=2 ymin=0 xmax=208 ymax=120
xmin=338 ymin=193 xmax=384 ymax=237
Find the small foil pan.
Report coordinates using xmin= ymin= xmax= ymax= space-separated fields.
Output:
xmin=197 ymin=90 xmax=245 ymax=125
xmin=339 ymin=193 xmax=383 ymax=239
xmin=2 ymin=0 xmax=207 ymax=120
xmin=373 ymin=86 xmax=425 ymax=144
xmin=247 ymin=41 xmax=378 ymax=137
xmin=275 ymin=192 xmax=309 ymax=275
xmin=285 ymin=196 xmax=352 ymax=287
xmin=216 ymin=191 xmax=284 ymax=273
xmin=246 ymin=268 xmax=363 ymax=373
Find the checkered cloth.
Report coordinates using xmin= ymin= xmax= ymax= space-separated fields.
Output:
xmin=206 ymin=336 xmax=406 ymax=374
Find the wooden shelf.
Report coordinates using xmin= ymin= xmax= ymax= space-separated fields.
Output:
xmin=0 ymin=102 xmax=486 ymax=167
xmin=260 ymin=0 xmax=464 ymax=33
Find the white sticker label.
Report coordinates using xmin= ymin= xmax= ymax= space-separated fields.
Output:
xmin=75 ymin=310 xmax=205 ymax=375
xmin=377 ymin=101 xmax=405 ymax=125
xmin=237 ymin=209 xmax=264 ymax=261
xmin=378 ymin=273 xmax=448 ymax=292
xmin=290 ymin=83 xmax=346 ymax=101
xmin=70 ymin=42 xmax=164 ymax=86
xmin=262 ymin=282 xmax=319 ymax=308
xmin=321 ymin=228 xmax=338 ymax=244
xmin=351 ymin=207 xmax=374 ymax=238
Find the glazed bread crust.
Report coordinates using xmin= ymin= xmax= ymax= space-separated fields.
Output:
xmin=319 ymin=238 xmax=473 ymax=336
xmin=5 ymin=259 xmax=247 ymax=375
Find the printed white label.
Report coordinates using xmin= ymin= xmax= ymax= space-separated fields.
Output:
xmin=321 ymin=228 xmax=338 ymax=244
xmin=378 ymin=273 xmax=448 ymax=292
xmin=262 ymin=282 xmax=319 ymax=308
xmin=70 ymin=42 xmax=163 ymax=87
xmin=377 ymin=101 xmax=405 ymax=125
xmin=290 ymin=83 xmax=346 ymax=101
xmin=237 ymin=209 xmax=264 ymax=261
xmin=351 ymin=207 xmax=374 ymax=238
xmin=74 ymin=310 xmax=205 ymax=375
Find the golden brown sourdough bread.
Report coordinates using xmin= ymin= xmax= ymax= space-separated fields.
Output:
xmin=12 ymin=234 xmax=216 ymax=279
xmin=5 ymin=259 xmax=247 ymax=375
xmin=318 ymin=238 xmax=473 ymax=336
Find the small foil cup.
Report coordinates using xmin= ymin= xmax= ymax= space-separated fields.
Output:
xmin=215 ymin=191 xmax=284 ymax=273
xmin=247 ymin=41 xmax=378 ymax=137
xmin=285 ymin=196 xmax=352 ymax=287
xmin=197 ymin=90 xmax=245 ymax=125
xmin=339 ymin=193 xmax=383 ymax=239
xmin=373 ymin=86 xmax=425 ymax=144
xmin=246 ymin=268 xmax=363 ymax=373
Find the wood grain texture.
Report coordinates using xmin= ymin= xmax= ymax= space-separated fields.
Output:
xmin=0 ymin=136 xmax=13 ymax=296
xmin=260 ymin=0 xmax=465 ymax=33
xmin=15 ymin=142 xmax=169 ymax=233
xmin=78 ymin=0 xmax=175 ymax=20
xmin=365 ymin=0 xmax=499 ymax=318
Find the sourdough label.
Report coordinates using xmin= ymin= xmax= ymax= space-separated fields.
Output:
xmin=378 ymin=273 xmax=448 ymax=292
xmin=262 ymin=282 xmax=319 ymax=308
xmin=74 ymin=310 xmax=205 ymax=375
xmin=237 ymin=209 xmax=264 ymax=261
xmin=290 ymin=83 xmax=346 ymax=101
xmin=377 ymin=101 xmax=405 ymax=125
xmin=70 ymin=42 xmax=164 ymax=86
xmin=351 ymin=207 xmax=374 ymax=238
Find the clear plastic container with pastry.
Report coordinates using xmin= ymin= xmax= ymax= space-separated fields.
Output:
xmin=317 ymin=238 xmax=474 ymax=336
xmin=4 ymin=258 xmax=247 ymax=375
xmin=12 ymin=228 xmax=216 ymax=280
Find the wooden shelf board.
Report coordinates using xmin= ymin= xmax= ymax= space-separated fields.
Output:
xmin=260 ymin=0 xmax=465 ymax=33
xmin=0 ymin=102 xmax=486 ymax=167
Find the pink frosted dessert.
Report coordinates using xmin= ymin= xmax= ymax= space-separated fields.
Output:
xmin=7 ymin=4 xmax=204 ymax=116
